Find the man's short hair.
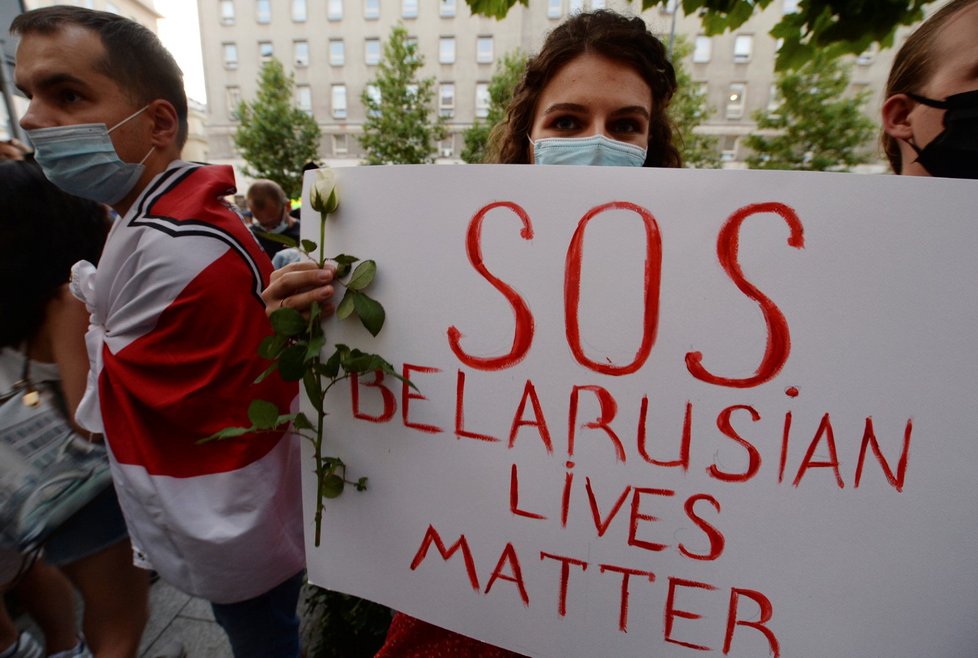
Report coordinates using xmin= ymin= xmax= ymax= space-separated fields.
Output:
xmin=11 ymin=6 xmax=189 ymax=148
xmin=246 ymin=179 xmax=288 ymax=212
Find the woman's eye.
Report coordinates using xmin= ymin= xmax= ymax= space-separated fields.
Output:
xmin=551 ymin=116 xmax=580 ymax=131
xmin=612 ymin=119 xmax=642 ymax=134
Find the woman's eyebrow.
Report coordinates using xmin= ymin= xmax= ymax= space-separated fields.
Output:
xmin=540 ymin=102 xmax=587 ymax=115
xmin=610 ymin=106 xmax=651 ymax=119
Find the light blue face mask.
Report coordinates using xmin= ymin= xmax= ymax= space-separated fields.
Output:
xmin=531 ymin=134 xmax=648 ymax=167
xmin=28 ymin=105 xmax=154 ymax=205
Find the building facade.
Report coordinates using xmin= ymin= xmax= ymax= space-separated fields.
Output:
xmin=198 ymin=0 xmax=916 ymax=169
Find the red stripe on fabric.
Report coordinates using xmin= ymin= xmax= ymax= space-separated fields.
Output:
xmin=101 ymin=248 xmax=296 ymax=477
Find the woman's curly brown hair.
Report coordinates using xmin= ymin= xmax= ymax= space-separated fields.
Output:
xmin=487 ymin=9 xmax=681 ymax=168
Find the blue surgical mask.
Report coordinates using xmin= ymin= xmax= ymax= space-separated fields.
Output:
xmin=28 ymin=105 xmax=154 ymax=205
xmin=531 ymin=134 xmax=648 ymax=167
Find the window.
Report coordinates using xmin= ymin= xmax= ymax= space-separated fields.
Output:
xmin=590 ymin=0 xmax=605 ymax=8
xmin=402 ymin=0 xmax=417 ymax=18
xmin=476 ymin=36 xmax=493 ymax=64
xmin=329 ymin=39 xmax=345 ymax=66
xmin=547 ymin=0 xmax=561 ymax=18
xmin=332 ymin=85 xmax=347 ymax=119
xmin=569 ymin=0 xmax=583 ymax=13
xmin=365 ymin=84 xmax=381 ymax=116
xmin=438 ymin=138 xmax=454 ymax=158
xmin=332 ymin=134 xmax=348 ymax=155
xmin=733 ymin=35 xmax=753 ymax=63
xmin=223 ymin=42 xmax=238 ymax=69
xmin=475 ymin=82 xmax=490 ymax=118
xmin=439 ymin=83 xmax=455 ymax=118
xmin=292 ymin=0 xmax=307 ymax=21
xmin=294 ymin=40 xmax=309 ymax=67
xmin=726 ymin=83 xmax=746 ymax=119
xmin=259 ymin=41 xmax=274 ymax=63
xmin=364 ymin=0 xmax=380 ymax=19
xmin=782 ymin=0 xmax=800 ymax=13
xmin=220 ymin=0 xmax=235 ymax=25
xmin=767 ymin=84 xmax=780 ymax=111
xmin=365 ymin=38 xmax=381 ymax=65
xmin=328 ymin=0 xmax=343 ymax=20
xmin=693 ymin=36 xmax=711 ymax=63
xmin=440 ymin=0 xmax=456 ymax=17
xmin=226 ymin=86 xmax=241 ymax=120
xmin=439 ymin=37 xmax=456 ymax=64
xmin=296 ymin=85 xmax=312 ymax=115
xmin=256 ymin=0 xmax=271 ymax=23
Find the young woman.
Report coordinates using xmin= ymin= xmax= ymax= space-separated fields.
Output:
xmin=262 ymin=9 xmax=682 ymax=656
xmin=880 ymin=0 xmax=978 ymax=178
xmin=263 ymin=9 xmax=681 ymax=309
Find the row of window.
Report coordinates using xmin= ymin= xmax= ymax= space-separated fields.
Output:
xmin=691 ymin=33 xmax=877 ymax=66
xmin=218 ymin=0 xmax=608 ymax=25
xmin=225 ymin=81 xmax=491 ymax=120
xmin=223 ymin=36 xmax=495 ymax=69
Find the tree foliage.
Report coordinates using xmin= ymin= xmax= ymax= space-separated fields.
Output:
xmin=233 ymin=58 xmax=321 ymax=199
xmin=465 ymin=0 xmax=937 ymax=70
xmin=461 ymin=50 xmax=527 ymax=163
xmin=670 ymin=37 xmax=720 ymax=168
xmin=359 ymin=25 xmax=447 ymax=165
xmin=745 ymin=51 xmax=875 ymax=171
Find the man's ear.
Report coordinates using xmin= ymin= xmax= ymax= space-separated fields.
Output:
xmin=882 ymin=93 xmax=915 ymax=141
xmin=147 ymin=99 xmax=180 ymax=148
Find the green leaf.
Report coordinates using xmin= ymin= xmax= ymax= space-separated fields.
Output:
xmin=278 ymin=344 xmax=307 ymax=380
xmin=292 ymin=412 xmax=314 ymax=430
xmin=198 ymin=425 xmax=254 ymax=443
xmin=303 ymin=369 xmax=324 ymax=414
xmin=353 ymin=292 xmax=386 ymax=336
xmin=270 ymin=307 xmax=307 ymax=337
xmin=248 ymin=399 xmax=281 ymax=429
xmin=301 ymin=239 xmax=318 ymax=253
xmin=331 ymin=254 xmax=359 ymax=278
xmin=258 ymin=334 xmax=288 ymax=360
xmin=355 ymin=477 xmax=368 ymax=492
xmin=346 ymin=260 xmax=376 ymax=291
xmin=254 ymin=230 xmax=298 ymax=248
xmin=336 ymin=289 xmax=356 ymax=320
xmin=305 ymin=332 xmax=325 ymax=362
xmin=254 ymin=362 xmax=279 ymax=384
xmin=323 ymin=347 xmax=343 ymax=379
xmin=322 ymin=473 xmax=345 ymax=499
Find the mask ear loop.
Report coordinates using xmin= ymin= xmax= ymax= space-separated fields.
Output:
xmin=108 ymin=104 xmax=152 ymax=133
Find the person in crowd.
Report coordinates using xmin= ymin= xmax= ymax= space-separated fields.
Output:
xmin=12 ymin=7 xmax=304 ymax=656
xmin=880 ymin=0 xmax=978 ymax=178
xmin=246 ymin=178 xmax=301 ymax=259
xmin=0 ymin=159 xmax=150 ymax=658
xmin=261 ymin=9 xmax=679 ymax=656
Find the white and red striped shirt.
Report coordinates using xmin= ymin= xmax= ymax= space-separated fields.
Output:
xmin=72 ymin=161 xmax=304 ymax=604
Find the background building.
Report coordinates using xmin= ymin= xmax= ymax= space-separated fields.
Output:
xmin=198 ymin=0 xmax=912 ymax=171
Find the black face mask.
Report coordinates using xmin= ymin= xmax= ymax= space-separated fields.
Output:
xmin=905 ymin=89 xmax=978 ymax=179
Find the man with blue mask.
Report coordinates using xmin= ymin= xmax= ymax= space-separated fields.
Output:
xmin=12 ymin=7 xmax=319 ymax=656
xmin=246 ymin=179 xmax=302 ymax=260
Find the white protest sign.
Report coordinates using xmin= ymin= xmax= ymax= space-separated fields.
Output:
xmin=300 ymin=165 xmax=978 ymax=657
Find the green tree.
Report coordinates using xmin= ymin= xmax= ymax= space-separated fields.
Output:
xmin=745 ymin=51 xmax=875 ymax=171
xmin=461 ymin=50 xmax=527 ymax=163
xmin=670 ymin=37 xmax=720 ymax=168
xmin=465 ymin=0 xmax=936 ymax=70
xmin=359 ymin=24 xmax=446 ymax=164
xmin=233 ymin=58 xmax=321 ymax=199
